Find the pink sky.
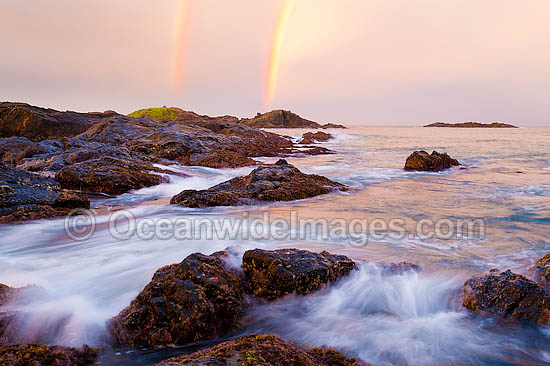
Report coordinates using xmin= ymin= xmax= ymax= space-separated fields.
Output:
xmin=1 ymin=0 xmax=549 ymax=125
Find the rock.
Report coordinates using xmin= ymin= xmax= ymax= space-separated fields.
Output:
xmin=155 ymin=334 xmax=368 ymax=366
xmin=0 ymin=165 xmax=90 ymax=223
xmin=299 ymin=131 xmax=333 ymax=144
xmin=241 ymin=110 xmax=324 ymax=129
xmin=535 ymin=254 xmax=550 ymax=291
xmin=0 ymin=344 xmax=98 ymax=366
xmin=404 ymin=150 xmax=460 ymax=172
xmin=241 ymin=110 xmax=346 ymax=129
xmin=109 ymin=252 xmax=246 ymax=347
xmin=171 ymin=159 xmax=346 ymax=208
xmin=424 ymin=122 xmax=518 ymax=128
xmin=322 ymin=123 xmax=347 ymax=129
xmin=242 ymin=249 xmax=356 ymax=300
xmin=55 ymin=156 xmax=168 ymax=195
xmin=380 ymin=262 xmax=422 ymax=275
xmin=462 ymin=269 xmax=549 ymax=324
xmin=0 ymin=102 xmax=111 ymax=141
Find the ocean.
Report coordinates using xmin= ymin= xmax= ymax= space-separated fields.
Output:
xmin=1 ymin=126 xmax=549 ymax=365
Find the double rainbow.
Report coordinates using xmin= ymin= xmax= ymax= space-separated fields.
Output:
xmin=171 ymin=0 xmax=294 ymax=108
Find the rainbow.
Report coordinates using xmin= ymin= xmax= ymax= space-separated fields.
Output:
xmin=172 ymin=0 xmax=190 ymax=91
xmin=264 ymin=0 xmax=294 ymax=108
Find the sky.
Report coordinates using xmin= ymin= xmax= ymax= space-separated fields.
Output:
xmin=0 ymin=0 xmax=549 ymax=126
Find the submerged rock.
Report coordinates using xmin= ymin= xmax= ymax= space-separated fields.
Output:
xmin=155 ymin=334 xmax=368 ymax=366
xmin=0 ymin=164 xmax=89 ymax=223
xmin=109 ymin=252 xmax=246 ymax=347
xmin=404 ymin=150 xmax=460 ymax=172
xmin=242 ymin=249 xmax=356 ymax=300
xmin=462 ymin=269 xmax=549 ymax=324
xmin=171 ymin=159 xmax=346 ymax=208
xmin=299 ymin=131 xmax=333 ymax=144
xmin=535 ymin=254 xmax=550 ymax=291
xmin=0 ymin=344 xmax=98 ymax=366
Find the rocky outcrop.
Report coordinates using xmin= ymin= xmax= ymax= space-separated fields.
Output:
xmin=0 ymin=164 xmax=89 ymax=223
xmin=404 ymin=150 xmax=460 ymax=172
xmin=462 ymin=269 xmax=549 ymax=324
xmin=299 ymin=131 xmax=333 ymax=144
xmin=0 ymin=344 xmax=98 ymax=366
xmin=109 ymin=251 xmax=247 ymax=347
xmin=425 ymin=122 xmax=518 ymax=128
xmin=242 ymin=249 xmax=356 ymax=300
xmin=55 ymin=156 xmax=168 ymax=195
xmin=241 ymin=110 xmax=345 ymax=129
xmin=0 ymin=102 xmax=111 ymax=141
xmin=0 ymin=103 xmax=337 ymax=198
xmin=155 ymin=334 xmax=368 ymax=366
xmin=535 ymin=254 xmax=550 ymax=291
xmin=171 ymin=159 xmax=346 ymax=208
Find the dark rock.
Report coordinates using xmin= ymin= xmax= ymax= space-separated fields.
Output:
xmin=171 ymin=159 xmax=346 ymax=208
xmin=0 ymin=344 xmax=98 ymax=366
xmin=299 ymin=146 xmax=336 ymax=155
xmin=241 ymin=110 xmax=325 ymax=129
xmin=0 ymin=165 xmax=90 ymax=223
xmin=109 ymin=252 xmax=246 ymax=347
xmin=381 ymin=262 xmax=422 ymax=275
xmin=155 ymin=334 xmax=368 ymax=366
xmin=55 ymin=156 xmax=168 ymax=195
xmin=242 ymin=249 xmax=356 ymax=300
xmin=299 ymin=131 xmax=333 ymax=144
xmin=424 ymin=122 xmax=518 ymax=128
xmin=535 ymin=254 xmax=550 ymax=291
xmin=462 ymin=269 xmax=549 ymax=324
xmin=0 ymin=102 xmax=110 ymax=141
xmin=404 ymin=150 xmax=460 ymax=172
xmin=322 ymin=123 xmax=347 ymax=129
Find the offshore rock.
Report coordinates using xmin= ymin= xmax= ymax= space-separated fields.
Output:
xmin=404 ymin=150 xmax=460 ymax=172
xmin=299 ymin=131 xmax=333 ymax=144
xmin=462 ymin=269 xmax=549 ymax=324
xmin=109 ymin=252 xmax=246 ymax=347
xmin=155 ymin=334 xmax=368 ymax=366
xmin=242 ymin=248 xmax=356 ymax=300
xmin=171 ymin=159 xmax=346 ymax=208
xmin=241 ymin=110 xmax=346 ymax=129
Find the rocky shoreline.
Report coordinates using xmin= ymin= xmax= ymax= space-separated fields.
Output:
xmin=0 ymin=102 xmax=545 ymax=365
xmin=3 ymin=247 xmax=550 ymax=365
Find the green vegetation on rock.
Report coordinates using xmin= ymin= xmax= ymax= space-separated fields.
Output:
xmin=128 ymin=107 xmax=180 ymax=121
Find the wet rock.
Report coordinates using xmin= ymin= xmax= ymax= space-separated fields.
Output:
xmin=171 ymin=159 xmax=346 ymax=208
xmin=404 ymin=150 xmax=460 ymax=172
xmin=155 ymin=334 xmax=368 ymax=366
xmin=0 ymin=102 xmax=110 ymax=141
xmin=299 ymin=131 xmax=333 ymax=144
xmin=462 ymin=269 xmax=549 ymax=324
xmin=55 ymin=156 xmax=168 ymax=195
xmin=109 ymin=252 xmax=246 ymax=347
xmin=242 ymin=249 xmax=356 ymax=300
xmin=381 ymin=262 xmax=422 ymax=275
xmin=535 ymin=254 xmax=550 ymax=291
xmin=0 ymin=165 xmax=90 ymax=223
xmin=0 ymin=344 xmax=98 ymax=366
